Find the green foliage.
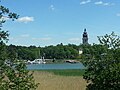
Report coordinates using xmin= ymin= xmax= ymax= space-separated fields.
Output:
xmin=82 ymin=32 xmax=120 ymax=90
xmin=4 ymin=61 xmax=38 ymax=90
xmin=6 ymin=44 xmax=79 ymax=60
xmin=40 ymin=44 xmax=79 ymax=59
xmin=0 ymin=2 xmax=38 ymax=90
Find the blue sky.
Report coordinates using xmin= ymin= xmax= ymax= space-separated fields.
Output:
xmin=1 ymin=0 xmax=120 ymax=46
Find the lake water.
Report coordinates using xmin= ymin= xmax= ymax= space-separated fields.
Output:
xmin=27 ymin=63 xmax=85 ymax=70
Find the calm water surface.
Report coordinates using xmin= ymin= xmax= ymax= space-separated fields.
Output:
xmin=27 ymin=63 xmax=84 ymax=70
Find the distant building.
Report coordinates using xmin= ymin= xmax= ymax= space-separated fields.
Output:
xmin=82 ymin=28 xmax=88 ymax=45
xmin=79 ymin=49 xmax=83 ymax=55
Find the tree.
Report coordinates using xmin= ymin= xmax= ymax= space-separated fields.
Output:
xmin=82 ymin=32 xmax=120 ymax=90
xmin=0 ymin=1 xmax=38 ymax=90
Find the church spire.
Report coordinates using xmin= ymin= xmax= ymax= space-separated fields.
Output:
xmin=82 ymin=28 xmax=88 ymax=45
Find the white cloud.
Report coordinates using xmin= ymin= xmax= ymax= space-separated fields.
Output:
xmin=32 ymin=37 xmax=52 ymax=41
xmin=49 ymin=5 xmax=55 ymax=11
xmin=1 ymin=16 xmax=9 ymax=20
xmin=40 ymin=37 xmax=52 ymax=41
xmin=69 ymin=38 xmax=80 ymax=41
xmin=9 ymin=37 xmax=14 ymax=40
xmin=9 ymin=37 xmax=19 ymax=43
xmin=94 ymin=1 xmax=103 ymax=5
xmin=20 ymin=34 xmax=30 ymax=38
xmin=0 ymin=16 xmax=10 ymax=22
xmin=103 ymin=3 xmax=109 ymax=6
xmin=80 ymin=0 xmax=91 ymax=5
xmin=117 ymin=13 xmax=120 ymax=16
xmin=17 ymin=16 xmax=34 ymax=23
xmin=94 ymin=1 xmax=115 ymax=6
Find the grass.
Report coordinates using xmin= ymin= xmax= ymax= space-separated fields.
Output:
xmin=37 ymin=69 xmax=85 ymax=76
xmin=33 ymin=69 xmax=86 ymax=90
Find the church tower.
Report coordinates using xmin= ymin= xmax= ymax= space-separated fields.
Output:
xmin=82 ymin=28 xmax=88 ymax=45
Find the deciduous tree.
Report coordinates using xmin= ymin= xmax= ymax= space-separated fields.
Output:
xmin=82 ymin=32 xmax=120 ymax=90
xmin=0 ymin=1 xmax=38 ymax=90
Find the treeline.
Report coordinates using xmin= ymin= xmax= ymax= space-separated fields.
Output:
xmin=6 ymin=43 xmax=111 ymax=61
xmin=6 ymin=43 xmax=81 ymax=60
